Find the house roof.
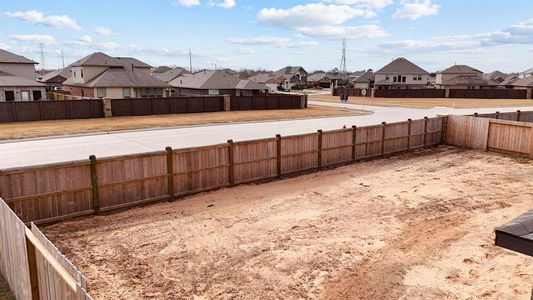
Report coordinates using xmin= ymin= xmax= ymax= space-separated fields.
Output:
xmin=248 ymin=73 xmax=281 ymax=84
xmin=438 ymin=74 xmax=492 ymax=86
xmin=0 ymin=48 xmax=38 ymax=64
xmin=0 ymin=70 xmax=46 ymax=87
xmin=307 ymin=73 xmax=329 ymax=83
xmin=154 ymin=67 xmax=191 ymax=82
xmin=41 ymin=67 xmax=72 ymax=82
xmin=483 ymin=70 xmax=507 ymax=81
xmin=439 ymin=65 xmax=482 ymax=75
xmin=520 ymin=67 xmax=533 ymax=76
xmin=63 ymin=68 xmax=171 ymax=88
xmin=375 ymin=58 xmax=429 ymax=75
xmin=353 ymin=70 xmax=375 ymax=83
xmin=152 ymin=66 xmax=172 ymax=74
xmin=500 ymin=74 xmax=520 ymax=86
xmin=273 ymin=66 xmax=307 ymax=78
xmin=495 ymin=209 xmax=533 ymax=257
xmin=170 ymin=70 xmax=268 ymax=90
xmin=115 ymin=57 xmax=152 ymax=68
xmin=511 ymin=76 xmax=533 ymax=88
xmin=71 ymin=52 xmax=124 ymax=67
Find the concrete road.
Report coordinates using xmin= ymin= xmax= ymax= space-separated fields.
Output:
xmin=1 ymin=102 xmax=530 ymax=169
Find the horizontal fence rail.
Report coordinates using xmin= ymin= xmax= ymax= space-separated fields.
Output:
xmin=0 ymin=116 xmax=444 ymax=225
xmin=0 ymin=198 xmax=92 ymax=300
xmin=0 ymin=95 xmax=307 ymax=123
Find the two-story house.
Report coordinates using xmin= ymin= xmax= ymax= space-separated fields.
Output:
xmin=374 ymin=58 xmax=430 ymax=90
xmin=63 ymin=52 xmax=171 ymax=99
xmin=435 ymin=65 xmax=498 ymax=89
xmin=0 ymin=48 xmax=46 ymax=101
xmin=273 ymin=66 xmax=308 ymax=90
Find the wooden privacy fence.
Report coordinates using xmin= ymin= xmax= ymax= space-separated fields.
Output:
xmin=374 ymin=89 xmax=446 ymax=98
xmin=0 ymin=99 xmax=104 ymax=122
xmin=0 ymin=116 xmax=445 ymax=225
xmin=0 ymin=198 xmax=92 ymax=300
xmin=230 ymin=94 xmax=306 ymax=110
xmin=449 ymin=89 xmax=528 ymax=99
xmin=446 ymin=115 xmax=533 ymax=157
xmin=333 ymin=88 xmax=366 ymax=97
xmin=469 ymin=110 xmax=533 ymax=123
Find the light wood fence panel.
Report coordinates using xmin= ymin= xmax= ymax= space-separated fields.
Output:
xmin=446 ymin=115 xmax=490 ymax=150
xmin=322 ymin=129 xmax=353 ymax=167
xmin=355 ymin=125 xmax=383 ymax=159
xmin=487 ymin=120 xmax=532 ymax=156
xmin=409 ymin=119 xmax=425 ymax=149
xmin=384 ymin=121 xmax=409 ymax=154
xmin=172 ymin=144 xmax=230 ymax=196
xmin=97 ymin=152 xmax=168 ymax=211
xmin=426 ymin=117 xmax=444 ymax=145
xmin=0 ymin=162 xmax=92 ymax=224
xmin=281 ymin=133 xmax=319 ymax=174
xmin=0 ymin=198 xmax=32 ymax=300
xmin=234 ymin=139 xmax=277 ymax=184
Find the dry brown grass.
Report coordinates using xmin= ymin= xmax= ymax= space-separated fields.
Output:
xmin=0 ymin=106 xmax=362 ymax=141
xmin=310 ymin=94 xmax=533 ymax=108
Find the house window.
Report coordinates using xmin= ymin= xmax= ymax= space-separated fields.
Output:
xmin=21 ymin=90 xmax=30 ymax=101
xmin=208 ymin=89 xmax=220 ymax=95
xmin=140 ymin=88 xmax=149 ymax=98
xmin=393 ymin=76 xmax=397 ymax=83
xmin=385 ymin=76 xmax=390 ymax=81
xmin=402 ymin=76 xmax=406 ymax=83
xmin=96 ymin=88 xmax=107 ymax=98
xmin=123 ymin=88 xmax=131 ymax=98
xmin=80 ymin=68 xmax=84 ymax=78
xmin=4 ymin=91 xmax=15 ymax=101
xmin=155 ymin=88 xmax=163 ymax=98
xmin=32 ymin=90 xmax=42 ymax=101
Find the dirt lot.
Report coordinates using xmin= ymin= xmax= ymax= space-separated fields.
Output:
xmin=310 ymin=94 xmax=533 ymax=108
xmin=45 ymin=146 xmax=532 ymax=300
xmin=0 ymin=106 xmax=361 ymax=141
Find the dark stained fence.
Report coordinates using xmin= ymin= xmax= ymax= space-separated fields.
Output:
xmin=449 ymin=89 xmax=528 ymax=99
xmin=231 ymin=94 xmax=304 ymax=110
xmin=111 ymin=96 xmax=225 ymax=116
xmin=374 ymin=89 xmax=446 ymax=98
xmin=0 ymin=99 xmax=103 ymax=122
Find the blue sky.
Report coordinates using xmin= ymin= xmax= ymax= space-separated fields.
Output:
xmin=1 ymin=0 xmax=532 ymax=73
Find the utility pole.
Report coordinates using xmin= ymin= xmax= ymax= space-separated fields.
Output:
xmin=61 ymin=49 xmax=65 ymax=68
xmin=189 ymin=49 xmax=192 ymax=73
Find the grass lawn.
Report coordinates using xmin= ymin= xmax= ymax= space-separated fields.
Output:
xmin=310 ymin=94 xmax=533 ymax=108
xmin=0 ymin=274 xmax=15 ymax=300
xmin=0 ymin=105 xmax=364 ymax=141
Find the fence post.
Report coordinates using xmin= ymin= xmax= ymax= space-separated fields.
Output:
xmin=407 ymin=119 xmax=412 ymax=150
xmin=474 ymin=112 xmax=478 ymax=117
xmin=441 ymin=116 xmax=448 ymax=144
xmin=166 ymin=147 xmax=175 ymax=202
xmin=317 ymin=130 xmax=323 ymax=170
xmin=89 ymin=155 xmax=100 ymax=214
xmin=495 ymin=111 xmax=500 ymax=119
xmin=517 ymin=110 xmax=521 ymax=122
xmin=26 ymin=238 xmax=39 ymax=300
xmin=423 ymin=117 xmax=428 ymax=147
xmin=228 ymin=140 xmax=235 ymax=186
xmin=381 ymin=122 xmax=386 ymax=156
xmin=352 ymin=125 xmax=357 ymax=162
xmin=276 ymin=134 xmax=282 ymax=177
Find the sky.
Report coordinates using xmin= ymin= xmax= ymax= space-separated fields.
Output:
xmin=0 ymin=0 xmax=532 ymax=73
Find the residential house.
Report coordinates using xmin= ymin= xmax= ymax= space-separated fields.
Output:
xmin=0 ymin=48 xmax=46 ymax=101
xmin=273 ymin=66 xmax=308 ymax=89
xmin=151 ymin=65 xmax=172 ymax=75
xmin=248 ymin=73 xmax=282 ymax=92
xmin=63 ymin=52 xmax=171 ymax=99
xmin=40 ymin=66 xmax=72 ymax=90
xmin=154 ymin=67 xmax=191 ymax=83
xmin=307 ymin=73 xmax=332 ymax=88
xmin=374 ymin=58 xmax=430 ymax=89
xmin=348 ymin=70 xmax=366 ymax=81
xmin=500 ymin=73 xmax=520 ymax=89
xmin=435 ymin=65 xmax=498 ymax=89
xmin=510 ymin=76 xmax=533 ymax=91
xmin=170 ymin=70 xmax=269 ymax=96
xmin=352 ymin=69 xmax=375 ymax=89
xmin=483 ymin=70 xmax=508 ymax=83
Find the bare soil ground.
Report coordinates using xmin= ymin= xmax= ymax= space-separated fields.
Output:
xmin=45 ymin=146 xmax=533 ymax=300
xmin=0 ymin=106 xmax=361 ymax=141
xmin=0 ymin=274 xmax=15 ymax=300
xmin=310 ymin=94 xmax=533 ymax=108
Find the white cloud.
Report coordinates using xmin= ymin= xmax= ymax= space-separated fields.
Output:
xmin=393 ymin=0 xmax=440 ymax=20
xmin=95 ymin=26 xmax=118 ymax=36
xmin=5 ymin=10 xmax=81 ymax=31
xmin=237 ymin=47 xmax=255 ymax=55
xmin=216 ymin=0 xmax=236 ymax=9
xmin=327 ymin=0 xmax=394 ymax=9
xmin=101 ymin=42 xmax=120 ymax=50
xmin=0 ymin=43 xmax=11 ymax=50
xmin=175 ymin=0 xmax=200 ymax=7
xmin=286 ymin=41 xmax=319 ymax=48
xmin=257 ymin=3 xmax=384 ymax=39
xmin=78 ymin=35 xmax=93 ymax=43
xmin=228 ymin=36 xmax=291 ymax=45
xmin=10 ymin=34 xmax=57 ymax=45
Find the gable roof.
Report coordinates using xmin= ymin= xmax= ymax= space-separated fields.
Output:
xmin=0 ymin=70 xmax=46 ymax=87
xmin=115 ymin=57 xmax=152 ymax=68
xmin=0 ymin=48 xmax=38 ymax=64
xmin=154 ymin=67 xmax=191 ymax=82
xmin=170 ymin=70 xmax=268 ymax=90
xmin=439 ymin=65 xmax=482 ymax=75
xmin=64 ymin=68 xmax=171 ymax=88
xmin=520 ymin=67 xmax=533 ymax=77
xmin=511 ymin=76 xmax=533 ymax=88
xmin=273 ymin=66 xmax=307 ymax=77
xmin=375 ymin=58 xmax=429 ymax=75
xmin=152 ymin=66 xmax=172 ymax=74
xmin=483 ymin=70 xmax=507 ymax=81
xmin=41 ymin=67 xmax=72 ymax=82
xmin=307 ymin=73 xmax=329 ymax=82
xmin=500 ymin=74 xmax=520 ymax=86
xmin=353 ymin=69 xmax=375 ymax=83
xmin=71 ymin=52 xmax=124 ymax=67
xmin=439 ymin=74 xmax=492 ymax=86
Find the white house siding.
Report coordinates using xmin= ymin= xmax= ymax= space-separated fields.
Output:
xmin=375 ymin=74 xmax=431 ymax=88
xmin=266 ymin=83 xmax=278 ymax=92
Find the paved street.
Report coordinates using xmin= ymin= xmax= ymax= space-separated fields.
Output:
xmin=1 ymin=102 xmax=531 ymax=169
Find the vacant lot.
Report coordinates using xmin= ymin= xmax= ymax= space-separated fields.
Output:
xmin=0 ymin=106 xmax=362 ymax=141
xmin=310 ymin=95 xmax=533 ymax=108
xmin=46 ymin=147 xmax=533 ymax=299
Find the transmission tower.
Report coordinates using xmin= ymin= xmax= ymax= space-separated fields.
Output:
xmin=39 ymin=43 xmax=45 ymax=75
xmin=339 ymin=38 xmax=347 ymax=76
